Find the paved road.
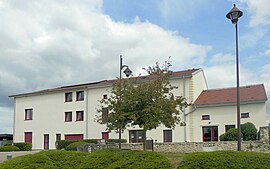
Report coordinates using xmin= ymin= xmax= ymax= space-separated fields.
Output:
xmin=0 ymin=151 xmax=40 ymax=163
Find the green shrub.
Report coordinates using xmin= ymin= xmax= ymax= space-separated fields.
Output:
xmin=55 ymin=140 xmax=78 ymax=150
xmin=66 ymin=142 xmax=88 ymax=151
xmin=220 ymin=128 xmax=238 ymax=141
xmin=241 ymin=122 xmax=257 ymax=141
xmin=0 ymin=149 xmax=170 ymax=169
xmin=56 ymin=139 xmax=127 ymax=150
xmin=178 ymin=151 xmax=270 ymax=169
xmin=0 ymin=146 xmax=20 ymax=152
xmin=14 ymin=142 xmax=32 ymax=151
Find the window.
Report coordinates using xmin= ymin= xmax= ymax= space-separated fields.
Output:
xmin=102 ymin=108 xmax=109 ymax=123
xmin=76 ymin=91 xmax=84 ymax=101
xmin=76 ymin=111 xmax=84 ymax=121
xmin=163 ymin=88 xmax=169 ymax=93
xmin=202 ymin=115 xmax=210 ymax=120
xmin=25 ymin=109 xmax=33 ymax=120
xmin=65 ymin=134 xmax=83 ymax=140
xmin=241 ymin=112 xmax=250 ymax=118
xmin=129 ymin=130 xmax=144 ymax=143
xmin=103 ymin=94 xmax=108 ymax=99
xmin=24 ymin=132 xmax=32 ymax=143
xmin=65 ymin=112 xmax=72 ymax=122
xmin=102 ymin=132 xmax=109 ymax=139
xmin=56 ymin=134 xmax=61 ymax=141
xmin=65 ymin=92 xmax=72 ymax=102
xmin=225 ymin=125 xmax=235 ymax=132
xmin=202 ymin=126 xmax=218 ymax=142
xmin=163 ymin=130 xmax=172 ymax=142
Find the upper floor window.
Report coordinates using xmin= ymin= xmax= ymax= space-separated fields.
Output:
xmin=241 ymin=112 xmax=250 ymax=118
xmin=76 ymin=91 xmax=84 ymax=101
xmin=102 ymin=108 xmax=109 ymax=123
xmin=76 ymin=111 xmax=84 ymax=121
xmin=202 ymin=115 xmax=210 ymax=120
xmin=65 ymin=92 xmax=72 ymax=102
xmin=65 ymin=112 xmax=72 ymax=122
xmin=25 ymin=109 xmax=33 ymax=120
xmin=103 ymin=94 xmax=108 ymax=99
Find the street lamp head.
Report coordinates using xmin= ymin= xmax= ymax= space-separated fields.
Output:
xmin=123 ymin=67 xmax=132 ymax=77
xmin=226 ymin=4 xmax=243 ymax=24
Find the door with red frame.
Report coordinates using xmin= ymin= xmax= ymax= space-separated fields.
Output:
xmin=44 ymin=134 xmax=49 ymax=150
xmin=202 ymin=126 xmax=218 ymax=142
xmin=64 ymin=134 xmax=83 ymax=140
xmin=24 ymin=132 xmax=32 ymax=143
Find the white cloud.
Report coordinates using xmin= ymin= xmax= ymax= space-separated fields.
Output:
xmin=0 ymin=107 xmax=13 ymax=133
xmin=210 ymin=53 xmax=234 ymax=64
xmin=238 ymin=0 xmax=270 ymax=27
xmin=0 ymin=1 xmax=210 ymax=104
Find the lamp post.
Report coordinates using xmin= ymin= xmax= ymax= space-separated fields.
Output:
xmin=226 ymin=4 xmax=243 ymax=151
xmin=118 ymin=55 xmax=132 ymax=149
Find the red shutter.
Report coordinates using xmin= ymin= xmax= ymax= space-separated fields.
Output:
xmin=64 ymin=134 xmax=83 ymax=140
xmin=24 ymin=132 xmax=32 ymax=143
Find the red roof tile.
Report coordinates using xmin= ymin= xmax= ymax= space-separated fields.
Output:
xmin=194 ymin=84 xmax=267 ymax=106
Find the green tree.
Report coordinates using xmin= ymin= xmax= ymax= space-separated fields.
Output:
xmin=241 ymin=122 xmax=257 ymax=141
xmin=220 ymin=128 xmax=238 ymax=141
xmin=97 ymin=60 xmax=189 ymax=150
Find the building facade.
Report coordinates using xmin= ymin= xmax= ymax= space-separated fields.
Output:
xmin=10 ymin=68 xmax=268 ymax=150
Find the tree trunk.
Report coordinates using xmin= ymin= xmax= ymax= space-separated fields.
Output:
xmin=118 ymin=128 xmax=121 ymax=149
xmin=143 ymin=129 xmax=147 ymax=151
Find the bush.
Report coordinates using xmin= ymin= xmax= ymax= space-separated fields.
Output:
xmin=241 ymin=122 xmax=257 ymax=141
xmin=178 ymin=151 xmax=270 ymax=169
xmin=56 ymin=139 xmax=127 ymax=150
xmin=220 ymin=128 xmax=238 ymax=141
xmin=66 ymin=142 xmax=88 ymax=151
xmin=14 ymin=142 xmax=32 ymax=151
xmin=0 ymin=149 xmax=170 ymax=169
xmin=0 ymin=146 xmax=20 ymax=152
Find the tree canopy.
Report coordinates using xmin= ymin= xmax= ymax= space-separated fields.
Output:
xmin=97 ymin=61 xmax=190 ymax=150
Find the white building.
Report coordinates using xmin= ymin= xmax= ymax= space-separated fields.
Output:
xmin=10 ymin=68 xmax=268 ymax=150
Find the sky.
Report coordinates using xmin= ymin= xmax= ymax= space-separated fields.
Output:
xmin=0 ymin=0 xmax=270 ymax=134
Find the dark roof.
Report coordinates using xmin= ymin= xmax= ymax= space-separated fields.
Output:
xmin=10 ymin=68 xmax=201 ymax=98
xmin=194 ymin=84 xmax=268 ymax=106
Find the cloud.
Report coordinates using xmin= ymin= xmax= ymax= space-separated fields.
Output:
xmin=0 ymin=107 xmax=13 ymax=133
xmin=210 ymin=53 xmax=234 ymax=64
xmin=0 ymin=0 xmax=211 ymax=134
xmin=238 ymin=0 xmax=270 ymax=27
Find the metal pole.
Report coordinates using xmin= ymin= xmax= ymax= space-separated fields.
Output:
xmin=119 ymin=55 xmax=122 ymax=149
xmin=235 ymin=23 xmax=241 ymax=151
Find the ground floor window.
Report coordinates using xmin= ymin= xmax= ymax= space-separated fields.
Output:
xmin=129 ymin=130 xmax=143 ymax=143
xmin=102 ymin=132 xmax=109 ymax=139
xmin=225 ymin=125 xmax=235 ymax=132
xmin=202 ymin=126 xmax=218 ymax=142
xmin=64 ymin=134 xmax=83 ymax=140
xmin=24 ymin=132 xmax=32 ymax=143
xmin=163 ymin=130 xmax=172 ymax=142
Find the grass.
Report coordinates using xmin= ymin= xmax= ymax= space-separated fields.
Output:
xmin=161 ymin=153 xmax=187 ymax=169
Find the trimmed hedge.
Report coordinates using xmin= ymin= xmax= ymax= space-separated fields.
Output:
xmin=56 ymin=139 xmax=127 ymax=150
xmin=178 ymin=151 xmax=270 ymax=169
xmin=220 ymin=128 xmax=239 ymax=141
xmin=66 ymin=142 xmax=88 ymax=151
xmin=14 ymin=142 xmax=32 ymax=151
xmin=0 ymin=149 xmax=171 ymax=169
xmin=0 ymin=146 xmax=20 ymax=152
